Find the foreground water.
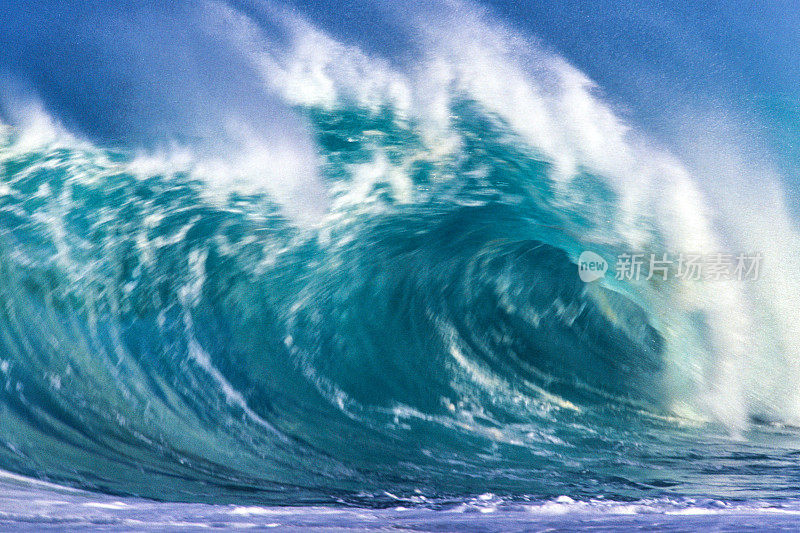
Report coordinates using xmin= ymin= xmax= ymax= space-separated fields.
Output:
xmin=4 ymin=472 xmax=800 ymax=532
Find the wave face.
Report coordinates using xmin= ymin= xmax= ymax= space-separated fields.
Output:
xmin=1 ymin=0 xmax=800 ymax=506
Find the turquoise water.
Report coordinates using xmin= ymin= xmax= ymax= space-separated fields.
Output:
xmin=1 ymin=0 xmax=800 ymax=527
xmin=1 ymin=94 xmax=799 ymax=506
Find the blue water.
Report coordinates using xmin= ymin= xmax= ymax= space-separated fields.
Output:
xmin=1 ymin=0 xmax=800 ymax=529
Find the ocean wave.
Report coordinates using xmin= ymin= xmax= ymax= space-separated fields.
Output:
xmin=0 ymin=0 xmax=799 ymax=506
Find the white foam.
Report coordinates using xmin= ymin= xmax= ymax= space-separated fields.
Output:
xmin=0 ymin=470 xmax=82 ymax=493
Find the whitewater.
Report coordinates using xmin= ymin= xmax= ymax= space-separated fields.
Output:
xmin=1 ymin=0 xmax=800 ymax=529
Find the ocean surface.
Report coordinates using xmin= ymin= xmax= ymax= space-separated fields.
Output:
xmin=1 ymin=0 xmax=800 ymax=529
xmin=4 ymin=473 xmax=800 ymax=532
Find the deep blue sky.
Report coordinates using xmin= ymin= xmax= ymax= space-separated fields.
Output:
xmin=482 ymin=0 xmax=799 ymax=175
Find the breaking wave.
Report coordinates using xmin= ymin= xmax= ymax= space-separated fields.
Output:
xmin=1 ymin=0 xmax=799 ymax=505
